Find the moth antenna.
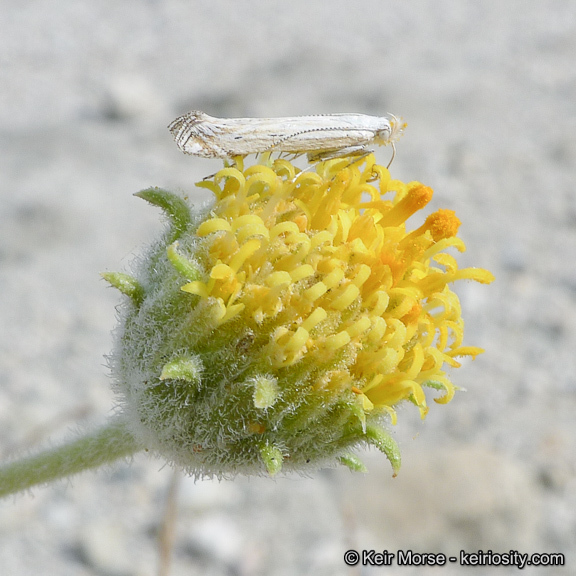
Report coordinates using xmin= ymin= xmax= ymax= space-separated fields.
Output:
xmin=386 ymin=142 xmax=396 ymax=169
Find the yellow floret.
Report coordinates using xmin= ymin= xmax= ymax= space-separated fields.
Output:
xmin=186 ymin=155 xmax=494 ymax=418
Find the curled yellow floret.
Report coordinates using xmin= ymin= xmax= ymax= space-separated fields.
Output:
xmin=184 ymin=155 xmax=493 ymax=419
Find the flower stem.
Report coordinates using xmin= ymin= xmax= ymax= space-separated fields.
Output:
xmin=0 ymin=416 xmax=141 ymax=498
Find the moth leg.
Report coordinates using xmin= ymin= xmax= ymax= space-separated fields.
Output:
xmin=306 ymin=146 xmax=370 ymax=163
xmin=269 ymin=148 xmax=305 ymax=163
xmin=279 ymin=152 xmax=305 ymax=162
xmin=202 ymin=155 xmax=245 ymax=180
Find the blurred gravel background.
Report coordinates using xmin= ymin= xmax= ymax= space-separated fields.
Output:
xmin=1 ymin=1 xmax=575 ymax=575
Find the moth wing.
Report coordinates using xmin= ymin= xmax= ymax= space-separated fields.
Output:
xmin=272 ymin=127 xmax=375 ymax=153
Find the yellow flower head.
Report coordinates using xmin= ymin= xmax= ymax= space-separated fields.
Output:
xmin=108 ymin=155 xmax=494 ymax=478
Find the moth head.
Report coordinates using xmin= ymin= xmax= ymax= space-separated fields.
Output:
xmin=385 ymin=114 xmax=407 ymax=145
xmin=372 ymin=115 xmax=405 ymax=147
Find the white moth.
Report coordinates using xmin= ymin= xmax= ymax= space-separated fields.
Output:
xmin=168 ymin=111 xmax=406 ymax=164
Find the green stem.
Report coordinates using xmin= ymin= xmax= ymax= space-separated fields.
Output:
xmin=0 ymin=416 xmax=141 ymax=498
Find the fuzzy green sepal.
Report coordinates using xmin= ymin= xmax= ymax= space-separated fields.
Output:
xmin=101 ymin=272 xmax=144 ymax=305
xmin=134 ymin=188 xmax=192 ymax=241
xmin=365 ymin=424 xmax=401 ymax=476
xmin=259 ymin=443 xmax=284 ymax=476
